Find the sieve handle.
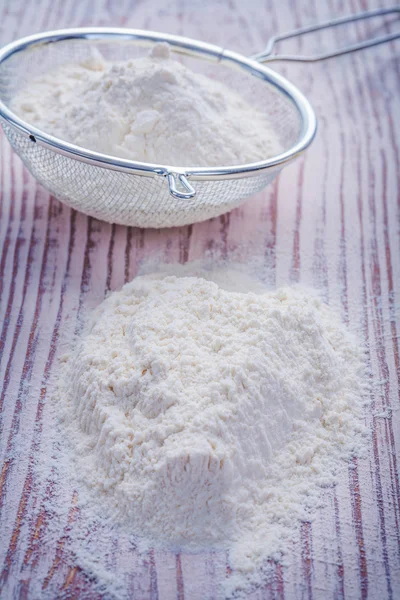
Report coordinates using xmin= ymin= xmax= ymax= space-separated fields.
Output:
xmin=252 ymin=6 xmax=400 ymax=63
xmin=167 ymin=172 xmax=196 ymax=199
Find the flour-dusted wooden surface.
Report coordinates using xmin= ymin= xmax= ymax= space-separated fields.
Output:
xmin=0 ymin=0 xmax=399 ymax=598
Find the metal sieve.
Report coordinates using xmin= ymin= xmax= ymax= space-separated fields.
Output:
xmin=0 ymin=7 xmax=398 ymax=228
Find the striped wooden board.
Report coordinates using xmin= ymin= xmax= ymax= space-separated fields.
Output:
xmin=0 ymin=0 xmax=399 ymax=598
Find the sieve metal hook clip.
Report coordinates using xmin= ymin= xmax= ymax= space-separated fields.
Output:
xmin=166 ymin=172 xmax=196 ymax=199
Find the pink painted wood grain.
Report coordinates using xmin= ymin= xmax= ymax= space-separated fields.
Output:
xmin=0 ymin=0 xmax=399 ymax=598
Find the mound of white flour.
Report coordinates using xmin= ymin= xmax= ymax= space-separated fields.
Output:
xmin=13 ymin=44 xmax=281 ymax=167
xmin=56 ymin=273 xmax=366 ymax=592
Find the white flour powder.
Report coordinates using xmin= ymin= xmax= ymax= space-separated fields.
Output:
xmin=13 ymin=44 xmax=281 ymax=167
xmin=56 ymin=272 xmax=367 ymax=594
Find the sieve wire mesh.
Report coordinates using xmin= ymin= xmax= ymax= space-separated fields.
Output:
xmin=0 ymin=35 xmax=303 ymax=228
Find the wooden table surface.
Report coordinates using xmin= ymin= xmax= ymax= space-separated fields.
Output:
xmin=0 ymin=0 xmax=399 ymax=598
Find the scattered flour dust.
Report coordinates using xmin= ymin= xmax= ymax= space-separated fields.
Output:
xmin=55 ymin=268 xmax=368 ymax=597
xmin=13 ymin=43 xmax=281 ymax=167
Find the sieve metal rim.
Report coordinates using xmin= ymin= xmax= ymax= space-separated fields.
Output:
xmin=0 ymin=27 xmax=317 ymax=194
